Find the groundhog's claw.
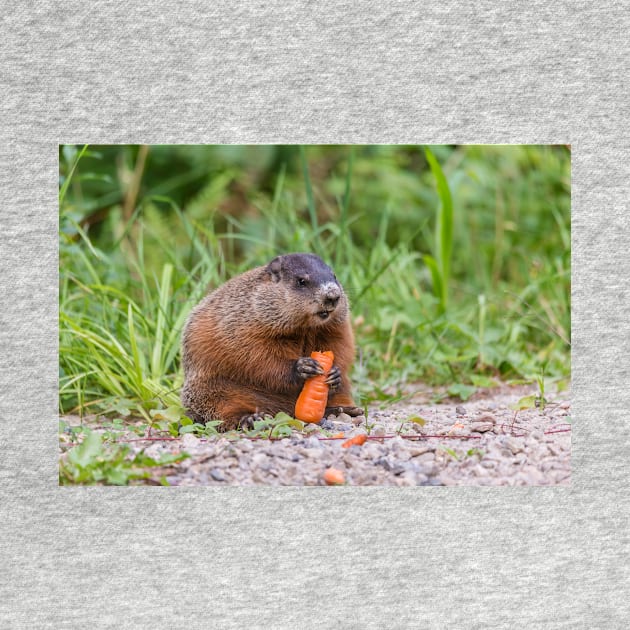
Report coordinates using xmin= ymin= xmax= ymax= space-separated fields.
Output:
xmin=325 ymin=405 xmax=365 ymax=418
xmin=295 ymin=357 xmax=325 ymax=380
xmin=238 ymin=412 xmax=266 ymax=430
xmin=324 ymin=366 xmax=342 ymax=391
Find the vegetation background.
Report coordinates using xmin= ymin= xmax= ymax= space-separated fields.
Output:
xmin=59 ymin=144 xmax=570 ymax=427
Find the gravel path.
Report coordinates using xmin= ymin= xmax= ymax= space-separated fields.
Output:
xmin=62 ymin=384 xmax=570 ymax=486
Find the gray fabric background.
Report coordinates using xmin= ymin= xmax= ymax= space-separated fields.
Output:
xmin=1 ymin=1 xmax=627 ymax=627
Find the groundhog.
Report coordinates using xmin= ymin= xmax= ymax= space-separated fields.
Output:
xmin=181 ymin=253 xmax=363 ymax=430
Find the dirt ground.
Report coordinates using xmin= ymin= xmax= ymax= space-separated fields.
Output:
xmin=60 ymin=383 xmax=571 ymax=486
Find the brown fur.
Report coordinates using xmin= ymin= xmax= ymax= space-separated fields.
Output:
xmin=181 ymin=253 xmax=360 ymax=430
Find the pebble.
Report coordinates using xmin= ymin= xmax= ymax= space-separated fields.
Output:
xmin=547 ymin=443 xmax=562 ymax=456
xmin=505 ymin=437 xmax=525 ymax=454
xmin=210 ymin=468 xmax=226 ymax=482
xmin=300 ymin=448 xmax=324 ymax=459
xmin=470 ymin=421 xmax=494 ymax=433
xmin=251 ymin=452 xmax=268 ymax=467
xmin=360 ymin=443 xmax=383 ymax=459
xmin=391 ymin=463 xmax=407 ymax=476
xmin=475 ymin=413 xmax=497 ymax=424
xmin=181 ymin=433 xmax=200 ymax=449
xmin=408 ymin=444 xmax=434 ymax=457
xmin=414 ymin=452 xmax=436 ymax=465
xmin=455 ymin=406 xmax=467 ymax=415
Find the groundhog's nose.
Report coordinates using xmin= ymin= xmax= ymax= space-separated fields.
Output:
xmin=323 ymin=288 xmax=340 ymax=309
xmin=325 ymin=295 xmax=339 ymax=309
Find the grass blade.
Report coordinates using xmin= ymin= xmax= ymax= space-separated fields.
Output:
xmin=425 ymin=147 xmax=454 ymax=311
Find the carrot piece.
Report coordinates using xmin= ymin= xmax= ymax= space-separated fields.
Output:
xmin=294 ymin=350 xmax=334 ymax=423
xmin=331 ymin=432 xmax=345 ymax=439
xmin=341 ymin=434 xmax=367 ymax=448
xmin=323 ymin=467 xmax=345 ymax=485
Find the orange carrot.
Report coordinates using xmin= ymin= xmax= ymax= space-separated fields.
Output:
xmin=294 ymin=350 xmax=334 ymax=423
xmin=323 ymin=467 xmax=345 ymax=485
xmin=341 ymin=434 xmax=367 ymax=448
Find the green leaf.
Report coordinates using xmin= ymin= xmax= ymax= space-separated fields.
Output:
xmin=300 ymin=147 xmax=318 ymax=234
xmin=67 ymin=431 xmax=103 ymax=468
xmin=150 ymin=405 xmax=183 ymax=423
xmin=105 ymin=467 xmax=133 ymax=485
xmin=424 ymin=147 xmax=454 ymax=311
xmin=271 ymin=424 xmax=293 ymax=438
xmin=59 ymin=144 xmax=89 ymax=205
xmin=509 ymin=395 xmax=538 ymax=410
xmin=111 ymin=398 xmax=134 ymax=417
xmin=151 ymin=263 xmax=173 ymax=379
xmin=271 ymin=412 xmax=296 ymax=424
xmin=423 ymin=254 xmax=443 ymax=309
xmin=470 ymin=374 xmax=497 ymax=388
xmin=406 ymin=415 xmax=426 ymax=426
xmin=179 ymin=425 xmax=199 ymax=434
xmin=447 ymin=383 xmax=477 ymax=401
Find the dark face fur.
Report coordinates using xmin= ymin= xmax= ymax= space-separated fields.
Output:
xmin=267 ymin=253 xmax=346 ymax=324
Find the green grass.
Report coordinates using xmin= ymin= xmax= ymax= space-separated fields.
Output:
xmin=59 ymin=144 xmax=571 ymax=423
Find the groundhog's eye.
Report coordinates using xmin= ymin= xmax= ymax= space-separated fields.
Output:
xmin=296 ymin=277 xmax=308 ymax=287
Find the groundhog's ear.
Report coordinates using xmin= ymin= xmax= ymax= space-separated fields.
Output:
xmin=267 ymin=256 xmax=283 ymax=282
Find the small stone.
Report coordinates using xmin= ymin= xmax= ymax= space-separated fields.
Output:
xmin=181 ymin=433 xmax=200 ymax=449
xmin=251 ymin=452 xmax=268 ymax=467
xmin=455 ymin=406 xmax=467 ymax=415
xmin=304 ymin=436 xmax=323 ymax=448
xmin=415 ymin=452 xmax=436 ymax=465
xmin=387 ymin=436 xmax=406 ymax=452
xmin=505 ymin=437 xmax=525 ymax=454
xmin=336 ymin=413 xmax=352 ymax=423
xmin=408 ymin=444 xmax=434 ymax=457
xmin=474 ymin=413 xmax=496 ymax=424
xmin=547 ymin=443 xmax=562 ymax=456
xmin=447 ymin=422 xmax=467 ymax=436
xmin=513 ymin=452 xmax=527 ymax=465
xmin=360 ymin=443 xmax=383 ymax=459
xmin=301 ymin=448 xmax=324 ymax=459
xmin=392 ymin=463 xmax=407 ymax=476
xmin=394 ymin=473 xmax=416 ymax=486
xmin=371 ymin=425 xmax=387 ymax=437
xmin=470 ymin=421 xmax=494 ymax=433
xmin=374 ymin=456 xmax=392 ymax=471
xmin=210 ymin=468 xmax=226 ymax=482
xmin=521 ymin=465 xmax=546 ymax=484
xmin=420 ymin=477 xmax=443 ymax=486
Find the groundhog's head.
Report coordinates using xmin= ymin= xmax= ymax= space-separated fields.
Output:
xmin=262 ymin=253 xmax=349 ymax=329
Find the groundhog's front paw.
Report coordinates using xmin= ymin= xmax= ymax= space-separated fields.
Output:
xmin=325 ymin=405 xmax=365 ymax=418
xmin=294 ymin=357 xmax=325 ymax=380
xmin=324 ymin=366 xmax=342 ymax=391
xmin=237 ymin=412 xmax=266 ymax=430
